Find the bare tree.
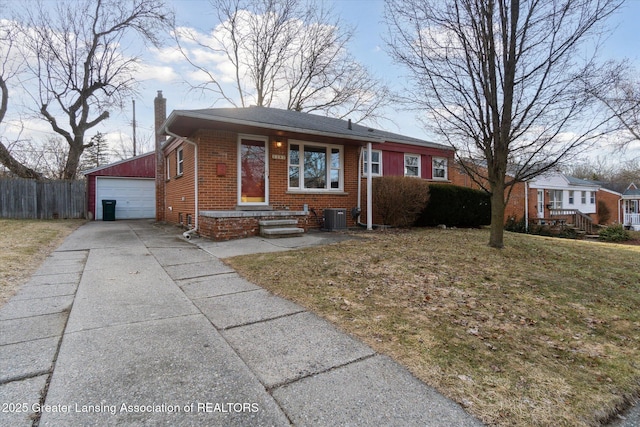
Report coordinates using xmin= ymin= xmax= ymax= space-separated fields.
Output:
xmin=111 ymin=130 xmax=153 ymax=160
xmin=0 ymin=16 xmax=43 ymax=179
xmin=174 ymin=0 xmax=390 ymax=123
xmin=587 ymin=62 xmax=640 ymax=145
xmin=385 ymin=0 xmax=623 ymax=248
xmin=5 ymin=137 xmax=70 ymax=179
xmin=14 ymin=0 xmax=172 ymax=179
xmin=565 ymin=156 xmax=640 ymax=193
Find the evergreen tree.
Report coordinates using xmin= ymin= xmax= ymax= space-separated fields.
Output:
xmin=80 ymin=132 xmax=111 ymax=171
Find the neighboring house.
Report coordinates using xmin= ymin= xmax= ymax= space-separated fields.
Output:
xmin=622 ymin=183 xmax=640 ymax=230
xmin=451 ymin=165 xmax=626 ymax=232
xmin=84 ymin=152 xmax=156 ymax=220
xmin=153 ymin=92 xmax=454 ymax=240
xmin=526 ymin=172 xmax=622 ymax=233
xmin=448 ymin=161 xmax=528 ymax=222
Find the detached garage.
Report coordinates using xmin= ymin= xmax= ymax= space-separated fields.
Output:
xmin=84 ymin=152 xmax=156 ymax=220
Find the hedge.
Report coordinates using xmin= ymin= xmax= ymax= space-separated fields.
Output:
xmin=417 ymin=183 xmax=491 ymax=227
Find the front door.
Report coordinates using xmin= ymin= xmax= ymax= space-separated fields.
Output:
xmin=239 ymin=137 xmax=268 ymax=206
xmin=537 ymin=190 xmax=544 ymax=218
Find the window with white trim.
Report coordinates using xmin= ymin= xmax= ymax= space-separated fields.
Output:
xmin=432 ymin=157 xmax=447 ymax=180
xmin=550 ymin=190 xmax=563 ymax=209
xmin=176 ymin=147 xmax=184 ymax=176
xmin=362 ymin=149 xmax=382 ymax=176
xmin=404 ymin=154 xmax=420 ymax=177
xmin=288 ymin=141 xmax=343 ymax=190
xmin=568 ymin=190 xmax=574 ymax=205
xmin=581 ymin=191 xmax=586 ymax=204
xmin=590 ymin=191 xmax=595 ymax=204
xmin=166 ymin=156 xmax=171 ymax=180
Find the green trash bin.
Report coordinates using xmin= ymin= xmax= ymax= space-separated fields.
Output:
xmin=102 ymin=199 xmax=116 ymax=221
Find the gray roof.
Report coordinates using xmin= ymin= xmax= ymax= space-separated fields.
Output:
xmin=624 ymin=186 xmax=640 ymax=196
xmin=566 ymin=176 xmax=599 ymax=187
xmin=162 ymin=106 xmax=451 ymax=150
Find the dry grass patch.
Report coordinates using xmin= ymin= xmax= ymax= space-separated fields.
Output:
xmin=0 ymin=219 xmax=84 ymax=307
xmin=226 ymin=228 xmax=640 ymax=427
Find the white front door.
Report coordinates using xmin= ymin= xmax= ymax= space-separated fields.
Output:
xmin=537 ymin=190 xmax=544 ymax=218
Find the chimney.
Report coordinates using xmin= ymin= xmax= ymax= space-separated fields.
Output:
xmin=155 ymin=91 xmax=167 ymax=222
xmin=154 ymin=90 xmax=167 ymax=145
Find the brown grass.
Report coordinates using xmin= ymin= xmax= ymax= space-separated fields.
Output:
xmin=0 ymin=219 xmax=85 ymax=307
xmin=226 ymin=228 xmax=640 ymax=427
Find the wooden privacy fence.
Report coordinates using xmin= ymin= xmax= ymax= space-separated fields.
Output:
xmin=0 ymin=178 xmax=86 ymax=219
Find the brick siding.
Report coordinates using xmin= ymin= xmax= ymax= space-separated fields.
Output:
xmin=161 ymin=129 xmax=371 ymax=240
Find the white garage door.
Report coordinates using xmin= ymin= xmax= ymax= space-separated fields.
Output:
xmin=96 ymin=177 xmax=156 ymax=220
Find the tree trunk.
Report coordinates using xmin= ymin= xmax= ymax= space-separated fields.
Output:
xmin=488 ymin=182 xmax=506 ymax=249
xmin=63 ymin=140 xmax=84 ymax=180
xmin=0 ymin=143 xmax=43 ymax=179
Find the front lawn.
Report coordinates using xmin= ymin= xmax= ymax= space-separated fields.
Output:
xmin=0 ymin=219 xmax=84 ymax=307
xmin=226 ymin=228 xmax=640 ymax=427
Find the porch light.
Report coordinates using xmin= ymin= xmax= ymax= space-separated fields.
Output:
xmin=275 ymin=140 xmax=283 ymax=148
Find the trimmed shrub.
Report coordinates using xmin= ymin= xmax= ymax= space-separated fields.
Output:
xmin=417 ymin=184 xmax=491 ymax=227
xmin=505 ymin=216 xmax=527 ymax=233
xmin=599 ymin=224 xmax=631 ymax=242
xmin=372 ymin=176 xmax=430 ymax=227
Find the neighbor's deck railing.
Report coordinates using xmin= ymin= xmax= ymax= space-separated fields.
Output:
xmin=549 ymin=209 xmax=595 ymax=234
xmin=624 ymin=213 xmax=640 ymax=226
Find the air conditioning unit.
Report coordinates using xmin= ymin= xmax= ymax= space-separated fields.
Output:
xmin=323 ymin=208 xmax=347 ymax=231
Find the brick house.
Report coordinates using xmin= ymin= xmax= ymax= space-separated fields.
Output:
xmin=154 ymin=92 xmax=454 ymax=240
xmin=448 ymin=161 xmax=527 ymax=222
xmin=450 ymin=164 xmax=625 ymax=232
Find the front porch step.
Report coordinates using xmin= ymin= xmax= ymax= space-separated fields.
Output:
xmin=258 ymin=219 xmax=298 ymax=227
xmin=261 ymin=227 xmax=305 ymax=238
xmin=259 ymin=219 xmax=304 ymax=238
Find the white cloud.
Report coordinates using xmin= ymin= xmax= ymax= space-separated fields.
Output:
xmin=134 ymin=62 xmax=179 ymax=83
xmin=146 ymin=45 xmax=187 ymax=63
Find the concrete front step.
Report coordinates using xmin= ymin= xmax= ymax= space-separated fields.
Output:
xmin=259 ymin=219 xmax=299 ymax=228
xmin=261 ymin=227 xmax=305 ymax=238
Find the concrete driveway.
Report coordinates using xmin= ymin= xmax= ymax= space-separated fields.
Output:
xmin=0 ymin=220 xmax=484 ymax=426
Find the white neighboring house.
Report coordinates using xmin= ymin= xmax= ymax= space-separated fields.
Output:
xmin=622 ymin=183 xmax=640 ymax=231
xmin=528 ymin=172 xmax=599 ymax=219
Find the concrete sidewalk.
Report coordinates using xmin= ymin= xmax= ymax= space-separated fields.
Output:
xmin=1 ymin=220 xmax=481 ymax=426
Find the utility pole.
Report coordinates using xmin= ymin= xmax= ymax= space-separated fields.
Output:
xmin=132 ymin=99 xmax=137 ymax=157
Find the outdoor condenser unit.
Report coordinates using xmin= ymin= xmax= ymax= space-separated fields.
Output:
xmin=323 ymin=208 xmax=347 ymax=231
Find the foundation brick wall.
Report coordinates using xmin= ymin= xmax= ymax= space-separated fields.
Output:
xmin=199 ymin=214 xmax=313 ymax=241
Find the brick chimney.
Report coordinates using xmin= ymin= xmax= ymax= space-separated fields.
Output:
xmin=155 ymin=91 xmax=167 ymax=221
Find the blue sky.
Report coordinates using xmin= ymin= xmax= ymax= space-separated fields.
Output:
xmin=3 ymin=0 xmax=640 ymax=161
xmin=126 ymin=0 xmax=640 ymax=159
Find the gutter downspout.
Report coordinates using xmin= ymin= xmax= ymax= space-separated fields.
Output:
xmin=165 ymin=129 xmax=199 ymax=240
xmin=366 ymin=142 xmax=373 ymax=230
